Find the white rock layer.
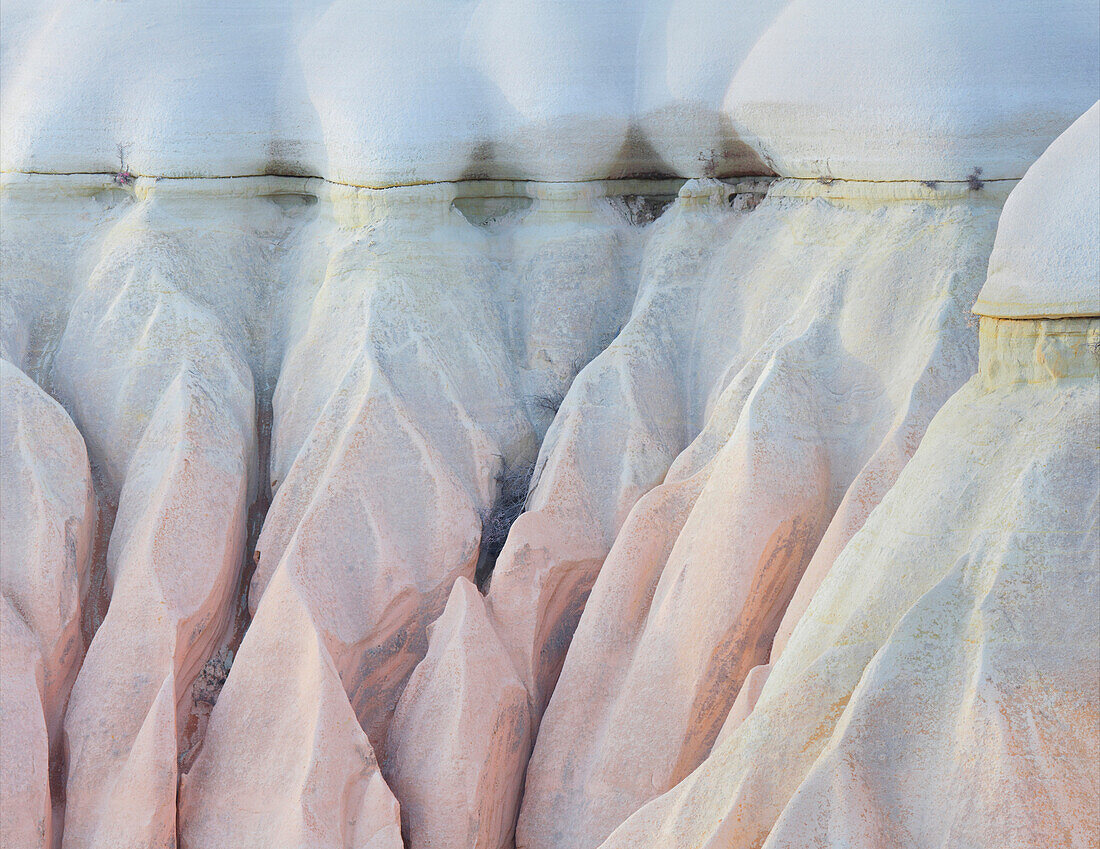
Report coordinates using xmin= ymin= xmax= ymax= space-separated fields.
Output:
xmin=976 ymin=102 xmax=1100 ymax=318
xmin=3 ymin=1 xmax=1095 ymax=182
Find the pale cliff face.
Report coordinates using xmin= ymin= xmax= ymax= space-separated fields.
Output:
xmin=1 ymin=5 xmax=1097 ymax=849
xmin=2 ymin=0 xmax=1098 ymax=182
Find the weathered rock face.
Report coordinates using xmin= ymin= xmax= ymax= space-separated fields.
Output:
xmin=597 ymin=312 xmax=1100 ymax=848
xmin=1 ymin=360 xmax=95 ymax=848
xmin=1 ymin=5 xmax=1097 ymax=849
xmin=593 ymin=97 xmax=1100 ymax=849
xmin=46 ymin=185 xmax=260 ymax=848
xmin=516 ymin=179 xmax=1004 ymax=849
xmin=384 ymin=577 xmax=530 ymax=849
xmin=178 ymin=567 xmax=404 ymax=849
xmin=486 ymin=178 xmax=752 ymax=712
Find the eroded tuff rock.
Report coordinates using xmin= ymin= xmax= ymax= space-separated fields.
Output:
xmin=490 ymin=178 xmax=750 ymax=707
xmin=0 ymin=360 xmax=95 ymax=848
xmin=49 ymin=184 xmax=261 ymax=847
xmin=599 ymin=316 xmax=1100 ymax=849
xmin=180 ymin=183 xmax=529 ymax=843
xmin=516 ymin=177 xmax=1005 ymax=849
xmin=596 ymin=99 xmax=1100 ymax=849
xmin=379 ymin=177 xmax=765 ymax=848
xmin=175 ymin=180 xmax=643 ymax=845
xmin=385 ymin=577 xmax=530 ymax=849
xmin=2 ymin=163 xmax=1095 ymax=847
xmin=178 ymin=567 xmax=403 ymax=849
xmin=1 ymin=5 xmax=1097 ymax=847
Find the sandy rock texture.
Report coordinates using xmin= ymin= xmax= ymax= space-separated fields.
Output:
xmin=1 ymin=4 xmax=1097 ymax=848
xmin=595 ymin=95 xmax=1100 ymax=849
xmin=516 ymin=178 xmax=1006 ymax=849
xmin=598 ymin=312 xmax=1099 ymax=848
xmin=0 ymin=360 xmax=95 ymax=849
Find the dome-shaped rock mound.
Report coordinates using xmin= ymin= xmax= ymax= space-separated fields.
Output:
xmin=723 ymin=0 xmax=1100 ymax=180
xmin=974 ymin=101 xmax=1100 ymax=318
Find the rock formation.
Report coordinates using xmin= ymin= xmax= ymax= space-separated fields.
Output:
xmin=597 ymin=102 xmax=1100 ymax=849
xmin=1 ymin=361 xmax=95 ymax=849
xmin=0 ymin=4 xmax=1097 ymax=849
xmin=517 ymin=176 xmax=1005 ymax=849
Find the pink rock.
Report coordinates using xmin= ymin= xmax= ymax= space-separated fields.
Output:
xmin=487 ymin=179 xmax=741 ymax=712
xmin=712 ymin=662 xmax=771 ymax=747
xmin=183 ymin=186 xmax=533 ymax=840
xmin=0 ymin=360 xmax=95 ymax=739
xmin=61 ymin=367 xmax=252 ymax=848
xmin=519 ymin=186 xmax=998 ymax=848
xmin=246 ymin=378 xmax=485 ymax=753
xmin=385 ymin=180 xmax=742 ymax=848
xmin=0 ymin=359 xmax=96 ymax=846
xmin=611 ymin=107 xmax=1100 ymax=849
xmin=521 ymin=366 xmax=832 ymax=847
xmin=179 ymin=568 xmax=403 ymax=849
xmin=515 ymin=474 xmax=702 ymax=849
xmin=1 ymin=600 xmax=51 ymax=849
xmin=385 ymin=577 xmax=530 ymax=849
xmin=768 ymin=412 xmax=920 ymax=663
xmin=72 ymin=674 xmax=178 ymax=849
xmin=597 ymin=313 xmax=1100 ymax=849
xmin=49 ymin=192 xmax=259 ymax=847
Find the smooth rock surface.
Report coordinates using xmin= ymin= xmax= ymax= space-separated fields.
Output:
xmin=723 ymin=0 xmax=1099 ymax=180
xmin=234 ymin=184 xmax=531 ymax=754
xmin=377 ymin=178 xmax=751 ymax=848
xmin=0 ymin=360 xmax=95 ymax=739
xmin=976 ymin=102 xmax=1100 ymax=318
xmin=519 ymin=179 xmax=1005 ymax=849
xmin=599 ymin=314 xmax=1100 ymax=849
xmin=0 ymin=359 xmax=96 ymax=849
xmin=1 ymin=598 xmax=51 ymax=849
xmin=4 ymin=1 xmax=1096 ymax=182
xmin=179 ymin=181 xmax=631 ymax=843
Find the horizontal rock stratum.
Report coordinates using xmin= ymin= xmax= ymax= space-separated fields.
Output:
xmin=2 ymin=1 xmax=1098 ymax=183
xmin=1 ymin=4 xmax=1098 ymax=849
